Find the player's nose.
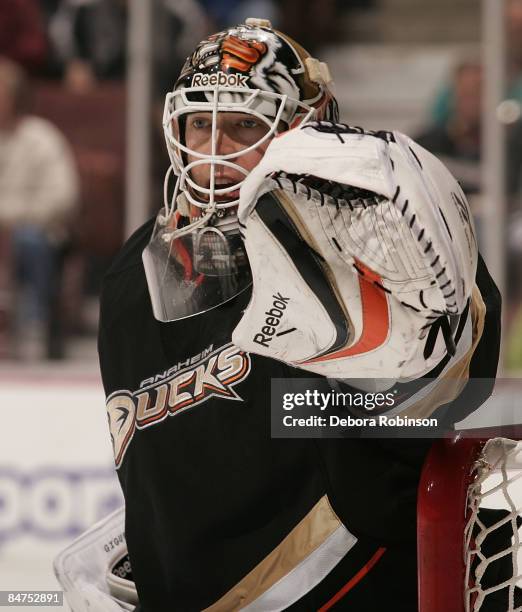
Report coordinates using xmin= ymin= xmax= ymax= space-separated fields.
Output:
xmin=215 ymin=127 xmax=242 ymax=156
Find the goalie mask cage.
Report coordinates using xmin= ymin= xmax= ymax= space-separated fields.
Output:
xmin=418 ymin=426 xmax=522 ymax=612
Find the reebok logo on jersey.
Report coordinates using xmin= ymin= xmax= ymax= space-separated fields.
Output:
xmin=191 ymin=71 xmax=248 ymax=88
xmin=106 ymin=344 xmax=251 ymax=468
xmin=253 ymin=293 xmax=290 ymax=348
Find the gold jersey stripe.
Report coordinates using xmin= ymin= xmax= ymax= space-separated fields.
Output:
xmin=203 ymin=495 xmax=348 ymax=611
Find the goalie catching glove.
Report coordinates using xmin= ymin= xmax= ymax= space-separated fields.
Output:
xmin=232 ymin=123 xmax=478 ymax=385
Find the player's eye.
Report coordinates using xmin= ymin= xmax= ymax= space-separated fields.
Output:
xmin=238 ymin=118 xmax=260 ymax=129
xmin=191 ymin=117 xmax=210 ymax=129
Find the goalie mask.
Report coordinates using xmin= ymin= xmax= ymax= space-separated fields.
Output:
xmin=232 ymin=124 xmax=479 ymax=385
xmin=143 ymin=18 xmax=338 ymax=321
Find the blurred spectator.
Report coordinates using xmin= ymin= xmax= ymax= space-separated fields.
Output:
xmin=49 ymin=0 xmax=127 ymax=92
xmin=417 ymin=61 xmax=483 ymax=196
xmin=431 ymin=0 xmax=522 ymax=126
xmin=0 ymin=58 xmax=79 ymax=359
xmin=417 ymin=60 xmax=522 ymax=198
xmin=50 ymin=0 xmax=211 ymax=92
xmin=0 ymin=0 xmax=48 ymax=73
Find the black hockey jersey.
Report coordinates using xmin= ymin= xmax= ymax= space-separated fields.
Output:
xmin=98 ymin=217 xmax=501 ymax=611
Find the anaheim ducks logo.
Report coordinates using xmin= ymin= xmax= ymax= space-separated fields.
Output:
xmin=106 ymin=344 xmax=251 ymax=468
xmin=220 ymin=35 xmax=268 ymax=73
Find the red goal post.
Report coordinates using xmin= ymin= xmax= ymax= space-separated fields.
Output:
xmin=418 ymin=426 xmax=522 ymax=612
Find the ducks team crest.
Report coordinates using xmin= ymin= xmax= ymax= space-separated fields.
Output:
xmin=106 ymin=343 xmax=251 ymax=468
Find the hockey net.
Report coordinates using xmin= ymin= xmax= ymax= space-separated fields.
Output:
xmin=418 ymin=427 xmax=522 ymax=612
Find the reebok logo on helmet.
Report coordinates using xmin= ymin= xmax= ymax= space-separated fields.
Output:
xmin=191 ymin=71 xmax=249 ymax=88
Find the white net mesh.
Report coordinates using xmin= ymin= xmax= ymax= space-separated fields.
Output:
xmin=464 ymin=438 xmax=522 ymax=611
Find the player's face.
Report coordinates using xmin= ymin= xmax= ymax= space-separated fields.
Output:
xmin=184 ymin=111 xmax=272 ymax=200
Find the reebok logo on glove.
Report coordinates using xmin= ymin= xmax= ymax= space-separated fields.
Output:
xmin=253 ymin=293 xmax=290 ymax=348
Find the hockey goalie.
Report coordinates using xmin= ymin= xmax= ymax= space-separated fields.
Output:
xmin=54 ymin=18 xmax=501 ymax=612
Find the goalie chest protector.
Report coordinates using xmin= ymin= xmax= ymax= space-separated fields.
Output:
xmin=98 ymin=218 xmax=500 ymax=610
